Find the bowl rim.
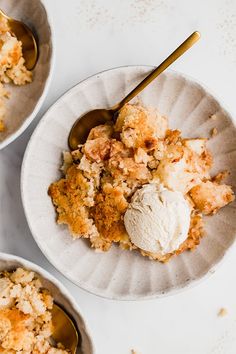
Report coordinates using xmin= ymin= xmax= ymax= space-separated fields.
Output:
xmin=0 ymin=251 xmax=96 ymax=353
xmin=21 ymin=64 xmax=236 ymax=301
xmin=0 ymin=0 xmax=55 ymax=151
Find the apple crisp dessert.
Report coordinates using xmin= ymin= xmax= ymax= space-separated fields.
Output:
xmin=0 ymin=268 xmax=70 ymax=353
xmin=49 ymin=103 xmax=234 ymax=262
xmin=0 ymin=14 xmax=32 ymax=132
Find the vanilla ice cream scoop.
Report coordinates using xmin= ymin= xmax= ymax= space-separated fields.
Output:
xmin=124 ymin=184 xmax=191 ymax=255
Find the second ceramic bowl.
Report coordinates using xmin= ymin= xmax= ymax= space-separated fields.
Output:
xmin=21 ymin=66 xmax=236 ymax=300
xmin=0 ymin=252 xmax=95 ymax=353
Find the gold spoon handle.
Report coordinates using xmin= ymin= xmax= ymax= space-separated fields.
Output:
xmin=112 ymin=31 xmax=201 ymax=112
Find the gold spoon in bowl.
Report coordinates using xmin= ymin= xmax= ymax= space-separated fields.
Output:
xmin=68 ymin=31 xmax=201 ymax=150
xmin=51 ymin=304 xmax=80 ymax=353
xmin=0 ymin=9 xmax=38 ymax=70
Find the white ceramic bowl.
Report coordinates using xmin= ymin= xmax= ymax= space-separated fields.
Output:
xmin=0 ymin=252 xmax=95 ymax=353
xmin=21 ymin=66 xmax=236 ymax=300
xmin=0 ymin=0 xmax=54 ymax=150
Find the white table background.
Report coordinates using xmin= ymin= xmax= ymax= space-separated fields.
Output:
xmin=1 ymin=0 xmax=236 ymax=353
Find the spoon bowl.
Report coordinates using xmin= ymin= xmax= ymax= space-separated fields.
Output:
xmin=52 ymin=304 xmax=79 ymax=353
xmin=68 ymin=108 xmax=114 ymax=149
xmin=0 ymin=8 xmax=38 ymax=70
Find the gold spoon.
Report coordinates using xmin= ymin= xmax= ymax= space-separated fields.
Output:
xmin=0 ymin=9 xmax=38 ymax=70
xmin=68 ymin=31 xmax=201 ymax=150
xmin=51 ymin=304 xmax=80 ymax=353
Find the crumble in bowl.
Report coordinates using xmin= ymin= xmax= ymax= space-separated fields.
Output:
xmin=0 ymin=14 xmax=32 ymax=132
xmin=0 ymin=267 xmax=70 ymax=353
xmin=48 ymin=103 xmax=234 ymax=262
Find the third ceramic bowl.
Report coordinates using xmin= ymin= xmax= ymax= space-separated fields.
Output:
xmin=0 ymin=252 xmax=95 ymax=353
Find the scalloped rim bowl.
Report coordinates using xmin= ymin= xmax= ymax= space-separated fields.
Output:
xmin=21 ymin=66 xmax=236 ymax=300
xmin=0 ymin=252 xmax=95 ymax=353
xmin=0 ymin=0 xmax=54 ymax=150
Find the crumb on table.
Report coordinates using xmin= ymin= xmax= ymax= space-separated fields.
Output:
xmin=218 ymin=308 xmax=228 ymax=317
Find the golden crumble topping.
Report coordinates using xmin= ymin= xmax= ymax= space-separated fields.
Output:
xmin=48 ymin=165 xmax=97 ymax=238
xmin=115 ymin=104 xmax=167 ymax=150
xmin=0 ymin=14 xmax=32 ymax=132
xmin=189 ymin=180 xmax=234 ymax=215
xmin=91 ymin=183 xmax=130 ymax=251
xmin=0 ymin=268 xmax=70 ymax=353
xmin=48 ymin=103 xmax=235 ymax=262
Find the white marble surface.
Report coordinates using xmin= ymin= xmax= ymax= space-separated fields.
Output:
xmin=1 ymin=0 xmax=236 ymax=353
